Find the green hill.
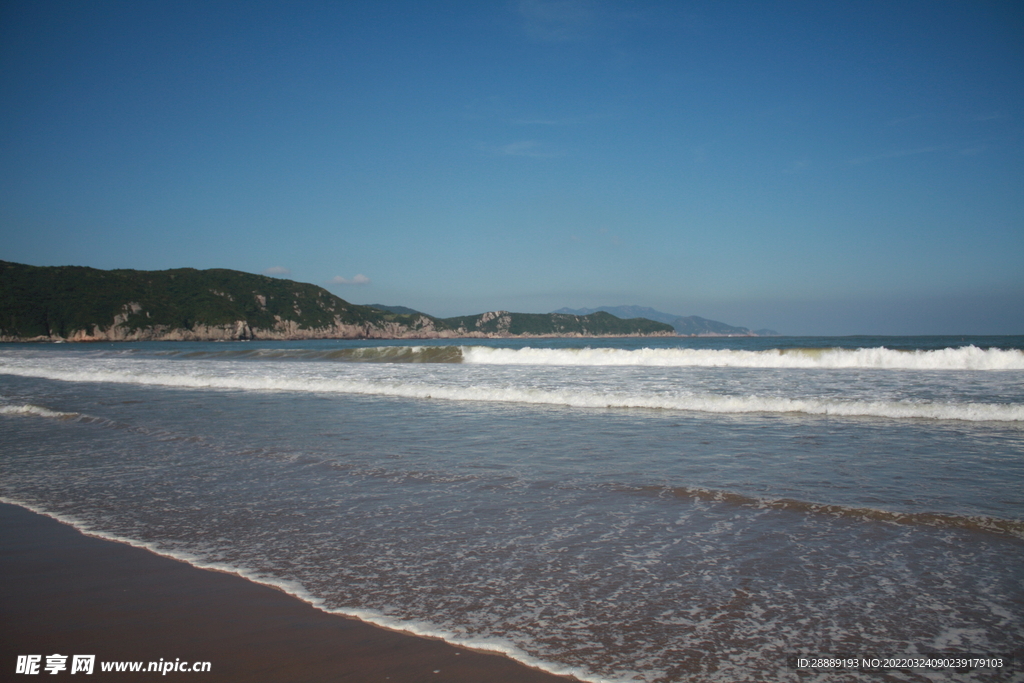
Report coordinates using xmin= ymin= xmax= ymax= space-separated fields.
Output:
xmin=0 ymin=260 xmax=396 ymax=340
xmin=441 ymin=310 xmax=672 ymax=337
xmin=0 ymin=262 xmax=674 ymax=341
xmin=0 ymin=260 xmax=408 ymax=340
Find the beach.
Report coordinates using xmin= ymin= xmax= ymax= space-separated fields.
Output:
xmin=2 ymin=336 xmax=1022 ymax=682
xmin=0 ymin=503 xmax=572 ymax=682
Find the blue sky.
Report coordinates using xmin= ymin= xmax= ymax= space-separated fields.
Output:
xmin=1 ymin=1 xmax=1021 ymax=335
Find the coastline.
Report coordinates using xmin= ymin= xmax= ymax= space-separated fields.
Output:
xmin=0 ymin=502 xmax=577 ymax=682
xmin=0 ymin=331 xmax=787 ymax=343
xmin=0 ymin=331 xmax=684 ymax=343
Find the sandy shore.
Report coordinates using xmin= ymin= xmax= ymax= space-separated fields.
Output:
xmin=0 ymin=502 xmax=576 ymax=682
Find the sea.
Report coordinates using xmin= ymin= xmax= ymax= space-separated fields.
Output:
xmin=1 ymin=335 xmax=1022 ymax=682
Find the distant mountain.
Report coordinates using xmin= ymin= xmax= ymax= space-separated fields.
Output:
xmin=672 ymin=315 xmax=754 ymax=336
xmin=441 ymin=310 xmax=673 ymax=337
xmin=553 ymin=306 xmax=778 ymax=336
xmin=553 ymin=305 xmax=677 ymax=326
xmin=0 ymin=262 xmax=675 ymax=341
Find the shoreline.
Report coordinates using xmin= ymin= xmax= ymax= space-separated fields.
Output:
xmin=0 ymin=501 xmax=579 ymax=682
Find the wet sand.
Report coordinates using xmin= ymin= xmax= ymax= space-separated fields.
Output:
xmin=0 ymin=502 xmax=575 ymax=682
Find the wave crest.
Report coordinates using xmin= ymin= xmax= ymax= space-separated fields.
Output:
xmin=462 ymin=345 xmax=1024 ymax=370
xmin=165 ymin=346 xmax=464 ymax=363
xmin=0 ymin=403 xmax=80 ymax=419
xmin=630 ymin=485 xmax=1024 ymax=538
xmin=2 ymin=366 xmax=1021 ymax=421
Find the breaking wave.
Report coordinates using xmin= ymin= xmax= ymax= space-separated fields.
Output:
xmin=2 ymin=365 xmax=1021 ymax=422
xmin=125 ymin=344 xmax=1024 ymax=369
xmin=159 ymin=345 xmax=464 ymax=363
xmin=461 ymin=345 xmax=1024 ymax=370
xmin=0 ymin=403 xmax=80 ymax=419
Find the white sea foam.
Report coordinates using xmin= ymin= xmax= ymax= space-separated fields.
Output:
xmin=0 ymin=497 xmax=620 ymax=683
xmin=1 ymin=363 xmax=1021 ymax=421
xmin=327 ymin=609 xmax=614 ymax=682
xmin=0 ymin=403 xmax=79 ymax=419
xmin=461 ymin=344 xmax=1024 ymax=370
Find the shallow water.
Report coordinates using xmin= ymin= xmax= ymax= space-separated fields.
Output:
xmin=2 ymin=336 xmax=1022 ymax=681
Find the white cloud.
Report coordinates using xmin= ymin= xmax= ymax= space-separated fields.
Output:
xmin=785 ymin=158 xmax=811 ymax=173
xmin=975 ymin=111 xmax=1007 ymax=122
xmin=264 ymin=266 xmax=291 ymax=276
xmin=848 ymin=146 xmax=942 ymax=165
xmin=511 ymin=118 xmax=572 ymax=126
xmin=886 ymin=114 xmax=924 ymax=126
xmin=479 ymin=140 xmax=563 ymax=158
xmin=519 ymin=0 xmax=594 ymax=42
xmin=330 ymin=274 xmax=371 ymax=285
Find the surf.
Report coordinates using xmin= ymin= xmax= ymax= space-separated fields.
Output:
xmin=461 ymin=345 xmax=1024 ymax=370
xmin=2 ymin=366 xmax=1021 ymax=422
